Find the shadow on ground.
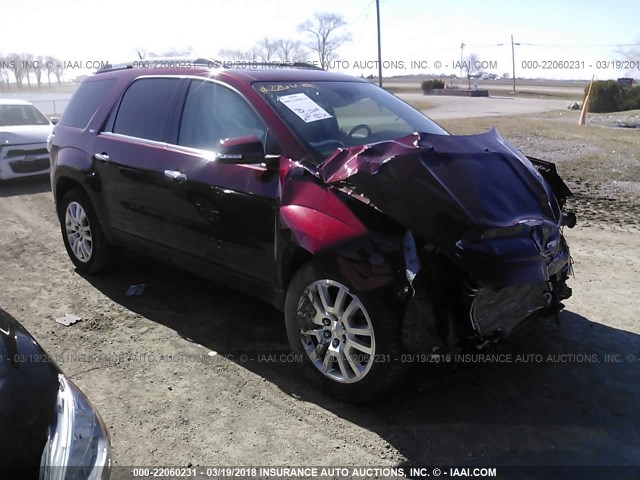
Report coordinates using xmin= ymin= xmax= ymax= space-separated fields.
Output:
xmin=81 ymin=253 xmax=640 ymax=469
xmin=0 ymin=175 xmax=51 ymax=197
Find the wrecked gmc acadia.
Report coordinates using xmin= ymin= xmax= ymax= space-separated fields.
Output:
xmin=49 ymin=61 xmax=575 ymax=402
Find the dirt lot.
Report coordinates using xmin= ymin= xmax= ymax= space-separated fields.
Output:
xmin=0 ymin=110 xmax=639 ymax=476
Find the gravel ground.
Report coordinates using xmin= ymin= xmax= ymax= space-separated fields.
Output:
xmin=1 ymin=119 xmax=639 ymax=478
xmin=587 ymin=112 xmax=640 ymax=129
xmin=504 ymin=134 xmax=640 ymax=230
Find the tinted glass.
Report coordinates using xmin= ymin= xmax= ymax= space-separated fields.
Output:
xmin=114 ymin=78 xmax=180 ymax=141
xmin=0 ymin=105 xmax=49 ymax=126
xmin=255 ymin=81 xmax=448 ymax=162
xmin=179 ymin=80 xmax=267 ymax=150
xmin=60 ymin=78 xmax=116 ymax=128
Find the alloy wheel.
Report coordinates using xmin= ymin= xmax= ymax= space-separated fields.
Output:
xmin=298 ymin=280 xmax=376 ymax=383
xmin=65 ymin=201 xmax=93 ymax=263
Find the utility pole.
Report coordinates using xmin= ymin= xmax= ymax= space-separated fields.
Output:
xmin=511 ymin=34 xmax=517 ymax=93
xmin=460 ymin=42 xmax=465 ymax=87
xmin=376 ymin=0 xmax=383 ymax=87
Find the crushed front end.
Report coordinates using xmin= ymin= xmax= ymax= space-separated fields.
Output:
xmin=317 ymin=129 xmax=575 ymax=353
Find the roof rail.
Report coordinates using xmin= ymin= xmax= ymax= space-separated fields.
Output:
xmin=95 ymin=58 xmax=324 ymax=74
xmin=95 ymin=58 xmax=215 ymax=74
xmin=215 ymin=61 xmax=324 ymax=71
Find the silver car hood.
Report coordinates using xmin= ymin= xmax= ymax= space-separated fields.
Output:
xmin=0 ymin=125 xmax=53 ymax=146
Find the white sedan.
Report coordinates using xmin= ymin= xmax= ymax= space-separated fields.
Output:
xmin=0 ymin=99 xmax=54 ymax=180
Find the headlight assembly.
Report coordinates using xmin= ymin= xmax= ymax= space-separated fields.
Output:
xmin=39 ymin=374 xmax=111 ymax=480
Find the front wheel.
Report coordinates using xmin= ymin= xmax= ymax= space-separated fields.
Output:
xmin=58 ymin=188 xmax=118 ymax=273
xmin=284 ymin=260 xmax=407 ymax=402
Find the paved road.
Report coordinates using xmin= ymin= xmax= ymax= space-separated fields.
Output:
xmin=4 ymin=89 xmax=571 ymax=120
xmin=387 ymin=80 xmax=587 ymax=96
xmin=399 ymin=93 xmax=569 ymax=120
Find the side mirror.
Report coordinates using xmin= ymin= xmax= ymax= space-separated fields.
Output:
xmin=217 ymin=135 xmax=265 ymax=164
xmin=50 ymin=117 xmax=59 ymax=125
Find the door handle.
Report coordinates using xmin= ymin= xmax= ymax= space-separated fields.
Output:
xmin=94 ymin=153 xmax=110 ymax=162
xmin=164 ymin=170 xmax=187 ymax=181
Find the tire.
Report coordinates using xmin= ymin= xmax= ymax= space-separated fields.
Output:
xmin=58 ymin=188 xmax=118 ymax=273
xmin=285 ymin=260 xmax=408 ymax=403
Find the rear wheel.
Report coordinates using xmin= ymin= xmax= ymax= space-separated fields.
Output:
xmin=285 ymin=260 xmax=407 ymax=402
xmin=58 ymin=188 xmax=118 ymax=273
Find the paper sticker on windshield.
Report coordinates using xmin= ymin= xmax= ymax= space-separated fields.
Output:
xmin=279 ymin=93 xmax=332 ymax=123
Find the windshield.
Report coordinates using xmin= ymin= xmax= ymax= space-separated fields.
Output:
xmin=0 ymin=104 xmax=50 ymax=127
xmin=254 ymin=81 xmax=448 ymax=162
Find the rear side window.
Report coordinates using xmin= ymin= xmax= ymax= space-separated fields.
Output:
xmin=60 ymin=78 xmax=116 ymax=128
xmin=113 ymin=78 xmax=180 ymax=141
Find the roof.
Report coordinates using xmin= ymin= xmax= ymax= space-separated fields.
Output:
xmin=0 ymin=98 xmax=34 ymax=106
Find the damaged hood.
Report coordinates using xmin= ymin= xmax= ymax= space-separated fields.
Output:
xmin=317 ymin=129 xmax=561 ymax=251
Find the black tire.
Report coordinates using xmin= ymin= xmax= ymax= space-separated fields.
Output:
xmin=285 ymin=260 xmax=408 ymax=403
xmin=58 ymin=188 xmax=118 ymax=273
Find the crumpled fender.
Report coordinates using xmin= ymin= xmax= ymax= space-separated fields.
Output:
xmin=278 ymin=157 xmax=398 ymax=291
xmin=279 ymin=158 xmax=368 ymax=254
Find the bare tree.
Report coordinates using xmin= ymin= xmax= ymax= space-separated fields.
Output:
xmin=154 ymin=47 xmax=193 ymax=58
xmin=22 ymin=53 xmax=33 ymax=87
xmin=45 ymin=55 xmax=56 ymax=87
xmin=298 ymin=12 xmax=351 ymax=69
xmin=135 ymin=47 xmax=193 ymax=59
xmin=0 ymin=55 xmax=7 ymax=89
xmin=34 ymin=55 xmax=45 ymax=88
xmin=7 ymin=53 xmax=25 ymax=88
xmin=218 ymin=39 xmax=306 ymax=65
xmin=463 ymin=53 xmax=482 ymax=89
xmin=276 ymin=39 xmax=307 ymax=63
xmin=254 ymin=38 xmax=279 ymax=62
xmin=52 ymin=58 xmax=64 ymax=85
xmin=217 ymin=48 xmax=259 ymax=62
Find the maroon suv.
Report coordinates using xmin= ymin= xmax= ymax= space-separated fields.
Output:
xmin=49 ymin=61 xmax=575 ymax=401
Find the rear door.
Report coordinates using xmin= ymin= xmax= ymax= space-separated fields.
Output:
xmin=93 ymin=77 xmax=184 ymax=243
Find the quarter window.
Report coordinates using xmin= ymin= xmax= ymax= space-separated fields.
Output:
xmin=60 ymin=78 xmax=116 ymax=129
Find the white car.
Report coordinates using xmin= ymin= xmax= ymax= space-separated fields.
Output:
xmin=0 ymin=99 xmax=54 ymax=180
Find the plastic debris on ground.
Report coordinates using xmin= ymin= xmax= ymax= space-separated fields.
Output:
xmin=56 ymin=313 xmax=81 ymax=327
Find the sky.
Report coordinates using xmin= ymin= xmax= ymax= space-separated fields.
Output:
xmin=1 ymin=0 xmax=639 ymax=81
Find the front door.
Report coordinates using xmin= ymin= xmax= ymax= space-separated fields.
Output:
xmin=158 ymin=79 xmax=279 ymax=283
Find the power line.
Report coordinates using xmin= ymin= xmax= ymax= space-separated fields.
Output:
xmin=419 ymin=42 xmax=640 ymax=53
xmin=518 ymin=43 xmax=640 ymax=48
xmin=350 ymin=0 xmax=376 ymax=25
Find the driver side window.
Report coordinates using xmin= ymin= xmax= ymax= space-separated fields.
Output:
xmin=178 ymin=80 xmax=268 ymax=151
